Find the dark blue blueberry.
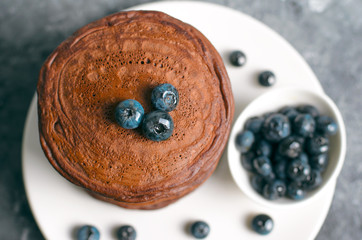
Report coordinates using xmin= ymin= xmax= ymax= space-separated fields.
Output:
xmin=245 ymin=116 xmax=264 ymax=134
xmin=309 ymin=153 xmax=329 ymax=172
xmin=115 ymin=99 xmax=144 ymax=129
xmin=258 ymin=71 xmax=276 ymax=87
xmin=262 ymin=179 xmax=286 ymax=200
xmin=302 ymin=170 xmax=323 ymax=190
xmin=142 ymin=110 xmax=174 ymax=141
xmin=241 ymin=151 xmax=255 ymax=172
xmin=190 ymin=221 xmax=210 ymax=239
xmin=235 ymin=130 xmax=255 ymax=153
xmin=262 ymin=113 xmax=291 ymax=142
xmin=279 ymin=106 xmax=299 ymax=122
xmin=253 ymin=156 xmax=272 ymax=177
xmin=250 ymin=175 xmax=266 ymax=194
xmin=274 ymin=160 xmax=288 ymax=180
xmin=296 ymin=104 xmax=319 ymax=118
xmin=316 ymin=115 xmax=338 ymax=136
xmin=117 ymin=225 xmax=137 ymax=240
xmin=254 ymin=139 xmax=273 ymax=157
xmin=287 ymin=159 xmax=311 ymax=182
xmin=297 ymin=152 xmax=309 ymax=164
xmin=277 ymin=136 xmax=302 ymax=158
xmin=251 ymin=214 xmax=274 ymax=235
xmin=293 ymin=114 xmax=316 ymax=137
xmin=77 ymin=225 xmax=100 ymax=240
xmin=287 ymin=181 xmax=305 ymax=200
xmin=151 ymin=83 xmax=179 ymax=112
xmin=229 ymin=50 xmax=247 ymax=67
xmin=306 ymin=135 xmax=329 ymax=155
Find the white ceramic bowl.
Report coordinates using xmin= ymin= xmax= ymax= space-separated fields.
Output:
xmin=227 ymin=87 xmax=346 ymax=208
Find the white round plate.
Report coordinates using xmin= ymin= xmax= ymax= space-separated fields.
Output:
xmin=22 ymin=1 xmax=337 ymax=239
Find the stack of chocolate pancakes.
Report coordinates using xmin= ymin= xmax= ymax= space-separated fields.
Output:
xmin=37 ymin=11 xmax=234 ymax=209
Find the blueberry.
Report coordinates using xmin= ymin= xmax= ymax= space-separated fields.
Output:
xmin=262 ymin=113 xmax=291 ymax=142
xmin=250 ymin=175 xmax=266 ymax=194
xmin=287 ymin=159 xmax=311 ymax=182
xmin=142 ymin=110 xmax=174 ymax=141
xmin=229 ymin=50 xmax=247 ymax=67
xmin=235 ymin=130 xmax=255 ymax=153
xmin=258 ymin=71 xmax=276 ymax=87
xmin=287 ymin=181 xmax=305 ymax=200
xmin=277 ymin=136 xmax=302 ymax=158
xmin=316 ymin=115 xmax=338 ymax=136
xmin=293 ymin=114 xmax=316 ymax=137
xmin=253 ymin=156 xmax=272 ymax=177
xmin=279 ymin=106 xmax=299 ymax=122
xmin=251 ymin=214 xmax=274 ymax=235
xmin=245 ymin=116 xmax=264 ymax=134
xmin=151 ymin=83 xmax=179 ymax=112
xmin=254 ymin=139 xmax=272 ymax=157
xmin=302 ymin=170 xmax=323 ymax=190
xmin=309 ymin=153 xmax=329 ymax=172
xmin=296 ymin=105 xmax=319 ymax=118
xmin=241 ymin=151 xmax=255 ymax=172
xmin=117 ymin=225 xmax=137 ymax=240
xmin=306 ymin=135 xmax=329 ymax=155
xmin=77 ymin=225 xmax=100 ymax=240
xmin=190 ymin=221 xmax=210 ymax=239
xmin=297 ymin=152 xmax=309 ymax=164
xmin=262 ymin=179 xmax=286 ymax=200
xmin=274 ymin=160 xmax=288 ymax=179
xmin=115 ymin=99 xmax=144 ymax=129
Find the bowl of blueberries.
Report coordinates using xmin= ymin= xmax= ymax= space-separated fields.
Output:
xmin=227 ymin=87 xmax=346 ymax=208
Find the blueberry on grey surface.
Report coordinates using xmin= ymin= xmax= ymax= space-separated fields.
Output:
xmin=253 ymin=156 xmax=272 ymax=177
xmin=287 ymin=181 xmax=305 ymax=200
xmin=293 ymin=113 xmax=316 ymax=137
xmin=229 ymin=50 xmax=247 ymax=67
xmin=296 ymin=104 xmax=319 ymax=118
xmin=190 ymin=221 xmax=210 ymax=239
xmin=77 ymin=225 xmax=100 ymax=240
xmin=315 ymin=115 xmax=338 ymax=136
xmin=235 ymin=130 xmax=255 ymax=153
xmin=287 ymin=159 xmax=311 ymax=182
xmin=245 ymin=116 xmax=264 ymax=133
xmin=279 ymin=106 xmax=299 ymax=122
xmin=241 ymin=151 xmax=255 ymax=172
xmin=306 ymin=135 xmax=329 ymax=155
xmin=151 ymin=83 xmax=179 ymax=112
xmin=251 ymin=214 xmax=274 ymax=235
xmin=303 ymin=170 xmax=323 ymax=190
xmin=262 ymin=113 xmax=291 ymax=142
xmin=115 ymin=99 xmax=144 ymax=129
xmin=251 ymin=175 xmax=266 ymax=194
xmin=309 ymin=153 xmax=329 ymax=172
xmin=142 ymin=110 xmax=174 ymax=141
xmin=258 ymin=71 xmax=276 ymax=87
xmin=117 ymin=225 xmax=137 ymax=240
xmin=262 ymin=179 xmax=286 ymax=200
xmin=277 ymin=136 xmax=302 ymax=158
xmin=254 ymin=139 xmax=273 ymax=157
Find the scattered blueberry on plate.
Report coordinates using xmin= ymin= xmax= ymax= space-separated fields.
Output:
xmin=258 ymin=71 xmax=276 ymax=87
xmin=251 ymin=214 xmax=274 ymax=235
xmin=117 ymin=225 xmax=137 ymax=240
xmin=190 ymin=221 xmax=210 ymax=239
xmin=115 ymin=99 xmax=144 ymax=129
xmin=151 ymin=83 xmax=179 ymax=112
xmin=235 ymin=104 xmax=338 ymax=201
xmin=229 ymin=50 xmax=247 ymax=67
xmin=77 ymin=225 xmax=100 ymax=240
xmin=142 ymin=110 xmax=174 ymax=141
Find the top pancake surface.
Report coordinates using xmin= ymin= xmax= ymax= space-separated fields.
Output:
xmin=37 ymin=11 xmax=234 ymax=205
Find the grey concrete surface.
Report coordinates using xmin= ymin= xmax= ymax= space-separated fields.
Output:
xmin=0 ymin=0 xmax=361 ymax=239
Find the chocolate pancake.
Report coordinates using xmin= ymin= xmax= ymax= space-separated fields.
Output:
xmin=37 ymin=10 xmax=234 ymax=209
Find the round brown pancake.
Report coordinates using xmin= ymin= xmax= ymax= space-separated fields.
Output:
xmin=37 ymin=10 xmax=234 ymax=209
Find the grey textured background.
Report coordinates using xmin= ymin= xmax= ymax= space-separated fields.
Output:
xmin=0 ymin=0 xmax=361 ymax=239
